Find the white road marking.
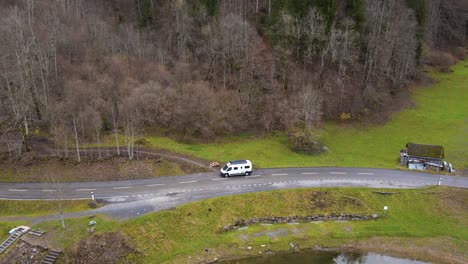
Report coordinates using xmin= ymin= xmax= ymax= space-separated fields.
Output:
xmin=211 ymin=178 xmax=228 ymax=181
xmin=246 ymin=175 xmax=261 ymax=178
xmin=8 ymin=189 xmax=27 ymax=192
xmin=272 ymin=173 xmax=288 ymax=176
xmin=330 ymin=172 xmax=347 ymax=175
xmin=301 ymin=172 xmax=318 ymax=175
xmin=86 ymin=196 xmax=126 ymax=200
xmin=113 ymin=186 xmax=133 ymax=190
xmin=146 ymin=184 xmax=165 ymax=186
xmin=76 ymin=188 xmax=96 ymax=191
xmin=179 ymin=181 xmax=197 ymax=184
xmin=0 ymin=197 xmax=89 ymax=201
xmin=42 ymin=189 xmax=57 ymax=192
xmin=357 ymin=172 xmax=374 ymax=175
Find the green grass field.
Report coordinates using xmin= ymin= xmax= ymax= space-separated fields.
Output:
xmin=29 ymin=187 xmax=467 ymax=263
xmin=98 ymin=61 xmax=467 ymax=170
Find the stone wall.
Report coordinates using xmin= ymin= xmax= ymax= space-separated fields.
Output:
xmin=222 ymin=213 xmax=379 ymax=232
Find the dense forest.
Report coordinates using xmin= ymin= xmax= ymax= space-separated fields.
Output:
xmin=0 ymin=0 xmax=466 ymax=155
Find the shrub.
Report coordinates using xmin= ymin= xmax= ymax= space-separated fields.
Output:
xmin=451 ymin=47 xmax=466 ymax=60
xmin=88 ymin=200 xmax=98 ymax=209
xmin=134 ymin=138 xmax=150 ymax=147
xmin=339 ymin=112 xmax=352 ymax=121
xmin=428 ymin=50 xmax=456 ymax=71
xmin=288 ymin=129 xmax=324 ymax=155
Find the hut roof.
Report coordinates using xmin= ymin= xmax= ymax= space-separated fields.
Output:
xmin=406 ymin=143 xmax=444 ymax=159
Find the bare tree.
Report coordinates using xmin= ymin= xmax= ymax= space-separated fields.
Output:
xmin=362 ymin=0 xmax=417 ymax=98
xmin=72 ymin=116 xmax=81 ymax=162
xmin=302 ymin=84 xmax=322 ymax=134
xmin=425 ymin=0 xmax=442 ymax=48
xmin=111 ymin=107 xmax=120 ymax=156
xmin=321 ymin=18 xmax=359 ymax=107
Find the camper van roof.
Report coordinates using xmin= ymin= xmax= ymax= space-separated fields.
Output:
xmin=229 ymin=160 xmax=249 ymax=165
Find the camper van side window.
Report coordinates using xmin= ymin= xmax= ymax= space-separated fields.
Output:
xmin=227 ymin=167 xmax=232 ymax=171
xmin=245 ymin=166 xmax=250 ymax=169
xmin=234 ymin=167 xmax=238 ymax=170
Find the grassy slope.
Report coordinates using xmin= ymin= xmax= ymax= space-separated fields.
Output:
xmin=0 ymin=200 xmax=93 ymax=218
xmin=28 ymin=187 xmax=467 ymax=263
xmin=0 ymin=200 xmax=93 ymax=242
xmin=100 ymin=61 xmax=467 ymax=169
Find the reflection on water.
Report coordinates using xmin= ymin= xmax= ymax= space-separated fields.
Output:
xmin=218 ymin=251 xmax=429 ymax=264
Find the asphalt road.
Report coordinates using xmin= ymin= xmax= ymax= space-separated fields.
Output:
xmin=1 ymin=167 xmax=467 ymax=221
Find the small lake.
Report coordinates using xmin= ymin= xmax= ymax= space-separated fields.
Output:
xmin=218 ymin=251 xmax=429 ymax=264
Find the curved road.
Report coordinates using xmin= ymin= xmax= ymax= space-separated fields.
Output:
xmin=1 ymin=168 xmax=467 ymax=221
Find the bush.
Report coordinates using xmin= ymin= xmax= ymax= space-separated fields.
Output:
xmin=88 ymin=200 xmax=98 ymax=209
xmin=428 ymin=50 xmax=456 ymax=71
xmin=134 ymin=138 xmax=150 ymax=147
xmin=339 ymin=112 xmax=352 ymax=121
xmin=451 ymin=47 xmax=466 ymax=60
xmin=288 ymin=130 xmax=325 ymax=155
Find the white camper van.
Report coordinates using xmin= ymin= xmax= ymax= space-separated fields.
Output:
xmin=220 ymin=160 xmax=253 ymax=177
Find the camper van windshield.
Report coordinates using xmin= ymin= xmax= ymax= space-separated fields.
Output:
xmin=222 ymin=165 xmax=228 ymax=170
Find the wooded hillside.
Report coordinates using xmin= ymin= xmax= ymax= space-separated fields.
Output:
xmin=0 ymin=0 xmax=466 ymax=153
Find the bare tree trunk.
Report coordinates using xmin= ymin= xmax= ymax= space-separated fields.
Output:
xmin=136 ymin=0 xmax=142 ymax=23
xmin=80 ymin=119 xmax=87 ymax=156
xmin=72 ymin=117 xmax=81 ymax=162
xmin=96 ymin=126 xmax=101 ymax=159
xmin=130 ymin=117 xmax=135 ymax=160
xmin=7 ymin=142 xmax=11 ymax=157
xmin=268 ymin=0 xmax=271 ymax=16
xmin=38 ymin=54 xmax=49 ymax=111
xmin=53 ymin=43 xmax=58 ymax=81
xmin=112 ymin=108 xmax=120 ymax=156
xmin=23 ymin=116 xmax=29 ymax=135
xmin=125 ymin=115 xmax=134 ymax=160
xmin=64 ymin=131 xmax=69 ymax=158
xmin=131 ymin=122 xmax=135 ymax=159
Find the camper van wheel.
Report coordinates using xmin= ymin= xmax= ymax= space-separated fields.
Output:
xmin=224 ymin=173 xmax=229 ymax=178
xmin=245 ymin=171 xmax=250 ymax=176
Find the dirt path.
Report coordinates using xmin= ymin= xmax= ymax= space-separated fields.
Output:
xmin=80 ymin=147 xmax=214 ymax=170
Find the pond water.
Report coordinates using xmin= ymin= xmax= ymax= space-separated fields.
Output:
xmin=218 ymin=251 xmax=429 ymax=264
